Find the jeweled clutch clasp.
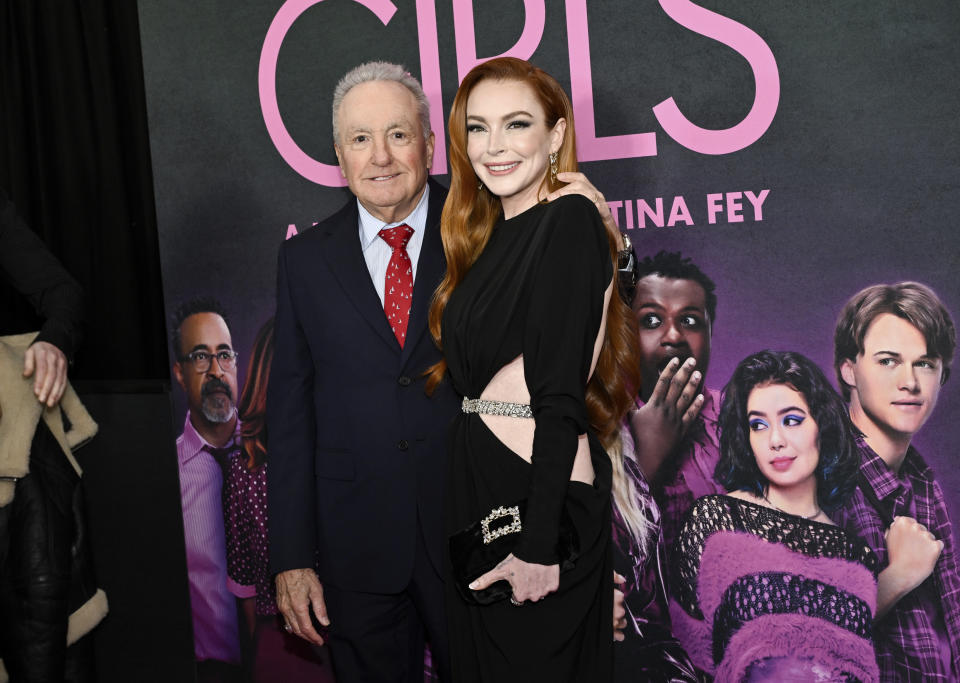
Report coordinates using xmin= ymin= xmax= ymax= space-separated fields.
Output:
xmin=480 ymin=505 xmax=522 ymax=544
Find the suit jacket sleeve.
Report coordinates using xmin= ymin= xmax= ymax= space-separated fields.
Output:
xmin=267 ymin=240 xmax=318 ymax=574
xmin=0 ymin=189 xmax=83 ymax=359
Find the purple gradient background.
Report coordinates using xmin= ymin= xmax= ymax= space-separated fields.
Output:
xmin=141 ymin=1 xmax=960 ymax=530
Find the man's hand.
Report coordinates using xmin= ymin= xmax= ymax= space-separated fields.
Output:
xmin=876 ymin=516 xmax=943 ymax=618
xmin=23 ymin=341 xmax=68 ymax=407
xmin=547 ymin=172 xmax=617 ymax=233
xmin=276 ymin=568 xmax=329 ymax=645
xmin=629 ymin=357 xmax=704 ymax=482
xmin=469 ymin=553 xmax=559 ymax=604
xmin=613 ymin=571 xmax=627 ymax=642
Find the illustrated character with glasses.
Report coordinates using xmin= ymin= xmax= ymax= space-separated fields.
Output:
xmin=171 ymin=297 xmax=246 ymax=682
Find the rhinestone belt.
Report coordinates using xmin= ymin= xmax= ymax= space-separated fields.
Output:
xmin=461 ymin=397 xmax=533 ymax=419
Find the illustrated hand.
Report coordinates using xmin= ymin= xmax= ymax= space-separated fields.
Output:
xmin=276 ymin=568 xmax=329 ymax=645
xmin=547 ymin=172 xmax=616 ymax=233
xmin=469 ymin=553 xmax=559 ymax=604
xmin=24 ymin=341 xmax=68 ymax=407
xmin=629 ymin=357 xmax=704 ymax=481
xmin=884 ymin=516 xmax=943 ymax=595
xmin=613 ymin=571 xmax=627 ymax=642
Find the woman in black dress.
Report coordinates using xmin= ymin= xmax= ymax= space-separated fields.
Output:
xmin=426 ymin=57 xmax=640 ymax=681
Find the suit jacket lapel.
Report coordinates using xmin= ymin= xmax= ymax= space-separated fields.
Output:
xmin=401 ymin=180 xmax=446 ymax=368
xmin=320 ymin=201 xmax=400 ymax=353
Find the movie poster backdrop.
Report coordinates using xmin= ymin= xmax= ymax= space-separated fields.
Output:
xmin=139 ymin=0 xmax=960 ymax=675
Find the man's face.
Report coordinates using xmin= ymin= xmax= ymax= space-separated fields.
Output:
xmin=841 ymin=312 xmax=943 ymax=439
xmin=173 ymin=312 xmax=238 ymax=425
xmin=632 ymin=275 xmax=712 ymax=402
xmin=334 ymin=80 xmax=435 ymax=224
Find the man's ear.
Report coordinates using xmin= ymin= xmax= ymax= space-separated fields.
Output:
xmin=425 ymin=130 xmax=435 ymax=171
xmin=173 ymin=362 xmax=187 ymax=392
xmin=334 ymin=144 xmax=346 ymax=178
xmin=839 ymin=358 xmax=857 ymax=391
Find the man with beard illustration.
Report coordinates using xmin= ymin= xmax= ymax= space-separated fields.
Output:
xmin=626 ymin=251 xmax=724 ymax=553
xmin=171 ymin=297 xmax=244 ymax=682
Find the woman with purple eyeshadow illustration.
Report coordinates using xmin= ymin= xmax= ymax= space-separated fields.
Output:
xmin=669 ymin=350 xmax=880 ymax=682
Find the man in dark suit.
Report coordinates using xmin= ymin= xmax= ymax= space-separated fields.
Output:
xmin=268 ymin=62 xmax=618 ymax=682
xmin=267 ymin=62 xmax=458 ymax=682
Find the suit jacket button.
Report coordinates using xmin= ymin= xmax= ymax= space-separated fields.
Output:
xmin=397 ymin=440 xmax=409 ymax=451
xmin=398 ymin=375 xmax=412 ymax=386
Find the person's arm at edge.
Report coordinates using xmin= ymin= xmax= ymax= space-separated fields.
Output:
xmin=267 ymin=240 xmax=328 ymax=644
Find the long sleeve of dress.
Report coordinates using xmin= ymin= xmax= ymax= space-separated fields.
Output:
xmin=512 ymin=196 xmax=612 ymax=564
xmin=0 ymin=189 xmax=83 ymax=359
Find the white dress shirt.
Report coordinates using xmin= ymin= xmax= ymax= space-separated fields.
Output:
xmin=357 ymin=184 xmax=430 ymax=305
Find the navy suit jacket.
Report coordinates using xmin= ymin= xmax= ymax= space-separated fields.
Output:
xmin=267 ymin=180 xmax=458 ymax=593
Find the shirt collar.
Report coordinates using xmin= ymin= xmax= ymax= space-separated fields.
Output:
xmin=357 ymin=183 xmax=430 ymax=250
xmin=179 ymin=410 xmax=240 ymax=464
xmin=856 ymin=437 xmax=914 ymax=502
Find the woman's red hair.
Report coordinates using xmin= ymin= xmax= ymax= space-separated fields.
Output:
xmin=426 ymin=57 xmax=639 ymax=446
xmin=238 ymin=317 xmax=275 ymax=470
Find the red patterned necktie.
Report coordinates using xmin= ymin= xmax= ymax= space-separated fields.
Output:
xmin=378 ymin=223 xmax=415 ymax=347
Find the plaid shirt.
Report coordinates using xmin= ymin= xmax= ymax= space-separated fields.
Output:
xmin=833 ymin=440 xmax=960 ymax=681
xmin=639 ymin=387 xmax=726 ymax=553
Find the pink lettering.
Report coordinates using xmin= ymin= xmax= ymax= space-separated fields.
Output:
xmin=286 ymin=224 xmax=300 ymax=239
xmin=726 ymin=191 xmax=744 ymax=222
xmin=624 ymin=200 xmax=635 ymax=230
xmin=415 ymin=0 xmax=447 ymax=174
xmin=565 ymin=0 xmax=657 ymax=161
xmin=453 ymin=0 xmax=545 ymax=81
xmin=706 ymin=193 xmax=724 ymax=224
xmin=668 ymin=197 xmax=693 ymax=226
xmin=639 ymin=198 xmax=665 ymax=228
xmin=259 ymin=0 xmax=398 ymax=186
xmin=745 ymin=189 xmax=770 ymax=220
xmin=652 ymin=0 xmax=780 ymax=155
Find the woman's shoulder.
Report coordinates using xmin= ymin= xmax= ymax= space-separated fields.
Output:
xmin=540 ymin=194 xmax=606 ymax=237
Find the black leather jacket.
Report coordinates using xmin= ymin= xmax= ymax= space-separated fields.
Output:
xmin=0 ymin=419 xmax=97 ymax=682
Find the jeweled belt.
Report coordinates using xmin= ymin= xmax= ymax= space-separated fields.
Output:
xmin=461 ymin=397 xmax=533 ymax=419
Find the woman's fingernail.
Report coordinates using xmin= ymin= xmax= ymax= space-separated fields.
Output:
xmin=469 ymin=581 xmax=478 ymax=590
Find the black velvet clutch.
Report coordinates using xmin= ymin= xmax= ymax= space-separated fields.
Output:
xmin=449 ymin=500 xmax=580 ymax=605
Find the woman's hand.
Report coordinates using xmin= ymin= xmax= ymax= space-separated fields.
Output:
xmin=547 ymin=172 xmax=617 ymax=235
xmin=469 ymin=553 xmax=560 ymax=604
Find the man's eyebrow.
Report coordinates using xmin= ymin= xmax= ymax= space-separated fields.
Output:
xmin=635 ymin=302 xmax=665 ymax=310
xmin=215 ymin=343 xmax=232 ymax=351
xmin=872 ymin=350 xmax=902 ymax=358
xmin=188 ymin=344 xmax=212 ymax=353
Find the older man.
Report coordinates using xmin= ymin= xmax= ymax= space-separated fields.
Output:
xmin=268 ymin=62 xmax=457 ymax=682
xmin=268 ymin=61 xmax=614 ymax=682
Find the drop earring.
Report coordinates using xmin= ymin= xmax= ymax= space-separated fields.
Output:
xmin=549 ymin=151 xmax=558 ymax=184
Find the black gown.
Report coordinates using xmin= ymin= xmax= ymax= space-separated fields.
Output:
xmin=442 ymin=195 xmax=614 ymax=682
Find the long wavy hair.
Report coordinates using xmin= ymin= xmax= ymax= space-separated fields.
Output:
xmin=715 ymin=350 xmax=860 ymax=511
xmin=237 ymin=317 xmax=275 ymax=471
xmin=426 ymin=57 xmax=640 ymax=447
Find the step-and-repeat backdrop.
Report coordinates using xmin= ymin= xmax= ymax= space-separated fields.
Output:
xmin=139 ymin=0 xmax=960 ymax=672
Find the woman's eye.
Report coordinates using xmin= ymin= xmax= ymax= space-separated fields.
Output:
xmin=783 ymin=415 xmax=805 ymax=427
xmin=507 ymin=119 xmax=532 ymax=129
xmin=749 ymin=419 xmax=768 ymax=432
xmin=641 ymin=313 xmax=662 ymax=329
xmin=466 ymin=124 xmax=486 ymax=134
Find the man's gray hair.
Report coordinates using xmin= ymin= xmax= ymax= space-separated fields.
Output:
xmin=332 ymin=62 xmax=431 ymax=143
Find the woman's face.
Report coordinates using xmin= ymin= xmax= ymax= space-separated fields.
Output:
xmin=465 ymin=78 xmax=565 ymax=219
xmin=746 ymin=382 xmax=820 ymax=493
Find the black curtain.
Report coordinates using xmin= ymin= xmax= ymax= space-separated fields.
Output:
xmin=0 ymin=0 xmax=167 ymax=382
